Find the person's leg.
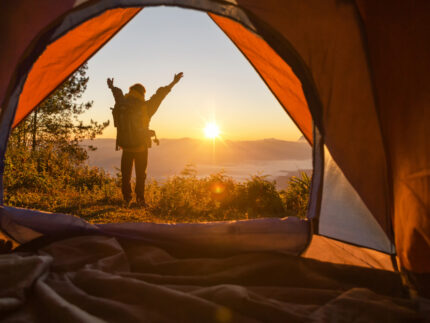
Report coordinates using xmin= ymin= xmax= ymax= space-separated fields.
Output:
xmin=121 ymin=151 xmax=134 ymax=203
xmin=134 ymin=149 xmax=148 ymax=204
xmin=0 ymin=239 xmax=12 ymax=254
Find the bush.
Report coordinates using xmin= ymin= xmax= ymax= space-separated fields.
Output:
xmin=280 ymin=172 xmax=311 ymax=218
xmin=4 ymin=148 xmax=311 ymax=223
xmin=4 ymin=143 xmax=119 ymax=212
xmin=235 ymin=175 xmax=285 ymax=217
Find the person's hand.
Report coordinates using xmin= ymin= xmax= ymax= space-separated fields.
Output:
xmin=107 ymin=78 xmax=114 ymax=89
xmin=173 ymin=72 xmax=183 ymax=84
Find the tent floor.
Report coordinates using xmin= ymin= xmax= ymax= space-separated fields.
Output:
xmin=1 ymin=234 xmax=425 ymax=322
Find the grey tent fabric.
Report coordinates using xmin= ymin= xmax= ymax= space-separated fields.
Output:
xmin=0 ymin=206 xmax=310 ymax=257
xmin=0 ymin=235 xmax=424 ymax=322
xmin=318 ymin=146 xmax=394 ymax=253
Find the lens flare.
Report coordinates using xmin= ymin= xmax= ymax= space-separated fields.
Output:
xmin=212 ymin=183 xmax=225 ymax=194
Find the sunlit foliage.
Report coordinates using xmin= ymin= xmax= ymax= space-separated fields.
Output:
xmin=4 ymin=155 xmax=310 ymax=223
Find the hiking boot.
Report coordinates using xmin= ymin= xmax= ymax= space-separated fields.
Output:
xmin=136 ymin=198 xmax=147 ymax=208
xmin=128 ymin=201 xmax=138 ymax=208
xmin=123 ymin=197 xmax=132 ymax=208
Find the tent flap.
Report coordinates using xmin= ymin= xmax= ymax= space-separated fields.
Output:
xmin=210 ymin=13 xmax=313 ymax=143
xmin=12 ymin=7 xmax=141 ymax=128
xmin=318 ymin=145 xmax=393 ymax=253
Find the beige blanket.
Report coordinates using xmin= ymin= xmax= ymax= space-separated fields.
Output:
xmin=0 ymin=235 xmax=423 ymax=322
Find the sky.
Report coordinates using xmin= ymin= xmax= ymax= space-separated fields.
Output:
xmin=79 ymin=7 xmax=303 ymax=141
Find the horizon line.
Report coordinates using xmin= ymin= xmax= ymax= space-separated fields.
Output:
xmin=85 ymin=136 xmax=306 ymax=142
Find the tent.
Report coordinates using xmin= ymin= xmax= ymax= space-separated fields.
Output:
xmin=0 ymin=0 xmax=429 ymax=320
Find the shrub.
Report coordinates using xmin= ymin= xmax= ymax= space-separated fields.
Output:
xmin=280 ymin=172 xmax=311 ymax=218
xmin=4 ymin=149 xmax=311 ymax=223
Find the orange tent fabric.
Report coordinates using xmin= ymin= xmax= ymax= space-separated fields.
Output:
xmin=12 ymin=8 xmax=141 ymax=128
xmin=0 ymin=0 xmax=75 ymax=118
xmin=356 ymin=0 xmax=430 ymax=273
xmin=210 ymin=14 xmax=312 ymax=143
xmin=233 ymin=0 xmax=391 ymax=242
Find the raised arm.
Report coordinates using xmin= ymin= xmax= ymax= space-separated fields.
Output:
xmin=166 ymin=72 xmax=184 ymax=90
xmin=147 ymin=72 xmax=184 ymax=117
xmin=107 ymin=77 xmax=124 ymax=103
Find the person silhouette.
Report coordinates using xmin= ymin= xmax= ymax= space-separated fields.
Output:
xmin=107 ymin=72 xmax=183 ymax=205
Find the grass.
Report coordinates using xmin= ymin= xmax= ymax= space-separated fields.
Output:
xmin=4 ymin=145 xmax=311 ymax=224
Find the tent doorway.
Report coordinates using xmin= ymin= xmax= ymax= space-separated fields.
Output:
xmin=5 ymin=8 xmax=312 ymax=227
xmin=4 ymin=6 xmax=313 ymax=225
xmin=1 ymin=0 xmax=399 ymax=266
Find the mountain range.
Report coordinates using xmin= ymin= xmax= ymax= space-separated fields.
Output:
xmin=81 ymin=138 xmax=312 ymax=189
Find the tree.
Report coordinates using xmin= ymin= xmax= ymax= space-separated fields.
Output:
xmin=10 ymin=63 xmax=109 ymax=163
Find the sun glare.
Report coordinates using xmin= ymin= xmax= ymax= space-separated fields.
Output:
xmin=204 ymin=122 xmax=220 ymax=139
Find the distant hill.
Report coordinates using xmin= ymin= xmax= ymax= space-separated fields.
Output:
xmin=81 ymin=138 xmax=312 ymax=185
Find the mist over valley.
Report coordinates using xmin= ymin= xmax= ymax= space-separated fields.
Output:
xmin=82 ymin=138 xmax=312 ymax=189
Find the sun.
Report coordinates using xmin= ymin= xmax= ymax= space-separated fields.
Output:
xmin=204 ymin=122 xmax=220 ymax=139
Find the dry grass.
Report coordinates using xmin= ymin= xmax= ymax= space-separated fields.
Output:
xmin=4 ymin=146 xmax=310 ymax=224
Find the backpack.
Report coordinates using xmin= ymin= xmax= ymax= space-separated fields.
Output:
xmin=111 ymin=100 xmax=152 ymax=150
